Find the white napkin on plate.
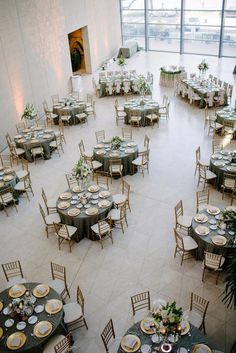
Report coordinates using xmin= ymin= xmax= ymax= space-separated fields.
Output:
xmin=11 ymin=337 xmax=21 ymax=347
xmin=37 ymin=285 xmax=45 ymax=294
xmin=196 ymin=347 xmax=209 ymax=353
xmin=39 ymin=324 xmax=49 ymax=335
xmin=124 ymin=336 xmax=137 ymax=349
xmin=50 ymin=302 xmax=58 ymax=310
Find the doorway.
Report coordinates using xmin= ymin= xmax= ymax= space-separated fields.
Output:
xmin=68 ymin=26 xmax=91 ymax=75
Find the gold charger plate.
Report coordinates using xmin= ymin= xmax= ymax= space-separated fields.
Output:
xmin=206 ymin=206 xmax=220 ymax=215
xmin=45 ymin=299 xmax=63 ymax=314
xmin=88 ymin=185 xmax=100 ymax=193
xmin=0 ymin=301 xmax=3 ymax=312
xmin=121 ymin=334 xmax=141 ymax=353
xmin=3 ymin=175 xmax=14 ymax=182
xmin=58 ymin=201 xmax=70 ymax=210
xmin=99 ymin=190 xmax=111 ymax=198
xmin=195 ymin=226 xmax=210 ymax=236
xmin=0 ymin=181 xmax=4 ymax=187
xmin=140 ymin=318 xmax=155 ymax=334
xmin=68 ymin=208 xmax=80 ymax=217
xmin=211 ymin=235 xmax=227 ymax=246
xmin=0 ymin=326 xmax=3 ymax=338
xmin=33 ymin=321 xmax=52 ymax=338
xmin=4 ymin=168 xmax=13 ymax=174
xmin=59 ymin=192 xmax=72 ymax=200
xmin=72 ymin=185 xmax=84 ymax=193
xmin=32 ymin=283 xmax=50 ymax=298
xmin=6 ymin=332 xmax=27 ymax=350
xmin=180 ymin=321 xmax=190 ymax=335
xmin=98 ymin=200 xmax=111 ymax=208
xmin=85 ymin=207 xmax=98 ymax=215
xmin=194 ymin=214 xmax=208 ymax=223
xmin=9 ymin=284 xmax=26 ymax=298
xmin=192 ymin=344 xmax=212 ymax=353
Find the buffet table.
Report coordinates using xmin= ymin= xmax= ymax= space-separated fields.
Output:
xmin=56 ymin=185 xmax=113 ymax=240
xmin=191 ymin=206 xmax=236 ymax=260
xmin=117 ymin=40 xmax=139 ymax=58
xmin=124 ymin=99 xmax=159 ymax=127
xmin=93 ymin=140 xmax=138 ymax=176
xmin=0 ymin=282 xmax=66 ymax=353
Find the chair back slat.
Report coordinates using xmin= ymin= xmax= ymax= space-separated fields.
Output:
xmin=54 ymin=334 xmax=71 ymax=353
xmin=131 ymin=291 xmax=150 ymax=315
xmin=101 ymin=319 xmax=115 ymax=352
xmin=51 ymin=262 xmax=66 ymax=282
xmin=2 ymin=260 xmax=23 ymax=281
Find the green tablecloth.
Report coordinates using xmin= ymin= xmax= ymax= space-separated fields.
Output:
xmin=53 ymin=103 xmax=87 ymax=125
xmin=209 ymin=151 xmax=236 ymax=190
xmin=182 ymin=79 xmax=226 ymax=109
xmin=14 ymin=129 xmax=56 ymax=163
xmin=124 ymin=99 xmax=159 ymax=126
xmin=191 ymin=208 xmax=236 ymax=260
xmin=216 ymin=107 xmax=236 ymax=125
xmin=117 ymin=321 xmax=216 ymax=353
xmin=93 ymin=140 xmax=138 ymax=176
xmin=57 ymin=186 xmax=113 ymax=240
xmin=159 ymin=70 xmax=182 ymax=87
xmin=0 ymin=282 xmax=66 ymax=353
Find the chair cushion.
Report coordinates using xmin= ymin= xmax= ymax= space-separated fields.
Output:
xmin=84 ymin=150 xmax=93 ymax=158
xmin=118 ymin=112 xmax=127 ymax=117
xmin=130 ymin=116 xmax=141 ymax=122
xmin=92 ymin=160 xmax=102 ymax=170
xmin=31 ymin=147 xmax=43 ymax=155
xmin=16 ymin=148 xmax=25 ymax=155
xmin=108 ymin=209 xmax=120 ymax=221
xmin=183 ymin=236 xmax=198 ymax=251
xmin=113 ymin=194 xmax=127 ymax=205
xmin=146 ymin=114 xmax=158 ymax=120
xmin=183 ymin=309 xmax=202 ymax=329
xmin=14 ymin=181 xmax=25 ymax=191
xmin=46 ymin=198 xmax=57 ymax=208
xmin=45 ymin=213 xmax=60 ymax=225
xmin=91 ymin=222 xmax=111 ymax=235
xmin=205 ymin=256 xmax=225 ymax=270
xmin=58 ymin=225 xmax=77 ymax=238
xmin=0 ymin=192 xmax=14 ymax=204
xmin=215 ymin=123 xmax=223 ymax=129
xmin=49 ymin=141 xmax=57 ymax=148
xmin=43 ymin=334 xmax=65 ymax=353
xmin=16 ymin=170 xmax=28 ymax=180
xmin=206 ymin=170 xmax=216 ymax=180
xmin=6 ymin=277 xmax=26 ymax=288
xmin=48 ymin=279 xmax=65 ymax=295
xmin=76 ymin=113 xmax=87 ymax=119
xmin=132 ymin=157 xmax=142 ymax=166
xmin=63 ymin=302 xmax=83 ymax=324
xmin=177 ymin=215 xmax=192 ymax=228
xmin=109 ymin=165 xmax=123 ymax=173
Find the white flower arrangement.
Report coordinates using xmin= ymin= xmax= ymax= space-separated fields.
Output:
xmin=73 ymin=158 xmax=92 ymax=184
xmin=152 ymin=300 xmax=183 ymax=336
xmin=21 ymin=104 xmax=37 ymax=120
xmin=137 ymin=75 xmax=151 ymax=96
xmin=198 ymin=59 xmax=209 ymax=72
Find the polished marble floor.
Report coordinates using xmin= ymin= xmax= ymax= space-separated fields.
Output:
xmin=0 ymin=51 xmax=236 ymax=353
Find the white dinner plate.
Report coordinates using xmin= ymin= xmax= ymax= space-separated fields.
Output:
xmin=28 ymin=315 xmax=38 ymax=324
xmin=16 ymin=321 xmax=27 ymax=330
xmin=5 ymin=319 xmax=14 ymax=327
xmin=34 ymin=305 xmax=44 ymax=313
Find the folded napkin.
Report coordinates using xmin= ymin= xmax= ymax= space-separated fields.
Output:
xmin=37 ymin=285 xmax=45 ymax=294
xmin=196 ymin=347 xmax=209 ymax=353
xmin=196 ymin=215 xmax=205 ymax=221
xmin=124 ymin=336 xmax=137 ymax=349
xmin=197 ymin=226 xmax=207 ymax=235
xmin=50 ymin=302 xmax=59 ymax=310
xmin=143 ymin=322 xmax=151 ymax=330
xmin=12 ymin=287 xmax=21 ymax=294
xmin=208 ymin=206 xmax=218 ymax=213
xmin=10 ymin=337 xmax=21 ymax=347
xmin=39 ymin=324 xmax=49 ymax=335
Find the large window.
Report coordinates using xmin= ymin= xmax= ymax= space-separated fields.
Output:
xmin=120 ymin=0 xmax=236 ymax=57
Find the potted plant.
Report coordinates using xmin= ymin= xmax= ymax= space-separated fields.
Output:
xmin=221 ymin=255 xmax=236 ymax=309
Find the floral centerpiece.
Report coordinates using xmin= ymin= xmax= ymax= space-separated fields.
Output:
xmin=152 ymin=300 xmax=183 ymax=338
xmin=117 ymin=55 xmax=126 ymax=68
xmin=111 ymin=136 xmax=122 ymax=150
xmin=21 ymin=104 xmax=37 ymax=120
xmin=137 ymin=75 xmax=151 ymax=103
xmin=73 ymin=157 xmax=92 ymax=185
xmin=8 ymin=291 xmax=35 ymax=320
xmin=221 ymin=208 xmax=236 ymax=231
xmin=198 ymin=60 xmax=209 ymax=82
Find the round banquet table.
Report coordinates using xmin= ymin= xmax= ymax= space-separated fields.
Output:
xmin=0 ymin=168 xmax=19 ymax=201
xmin=191 ymin=207 xmax=236 ymax=260
xmin=56 ymin=185 xmax=113 ymax=240
xmin=53 ymin=101 xmax=87 ymax=125
xmin=14 ymin=128 xmax=56 ymax=163
xmin=0 ymin=282 xmax=66 ymax=353
xmin=117 ymin=321 xmax=217 ymax=353
xmin=124 ymin=99 xmax=159 ymax=127
xmin=216 ymin=107 xmax=236 ymax=125
xmin=209 ymin=150 xmax=236 ymax=190
xmin=93 ymin=140 xmax=138 ymax=176
xmin=159 ymin=68 xmax=182 ymax=87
